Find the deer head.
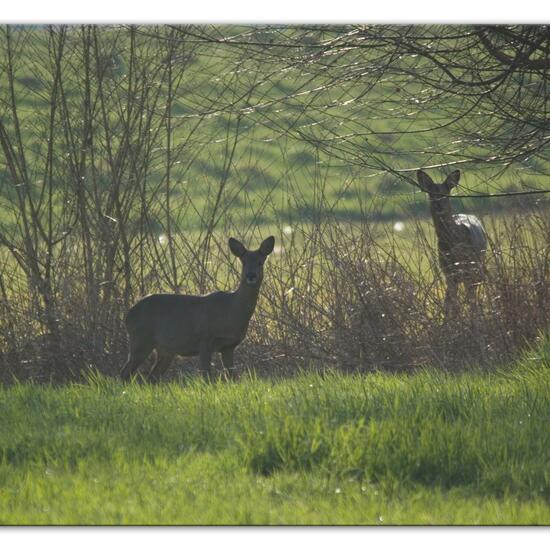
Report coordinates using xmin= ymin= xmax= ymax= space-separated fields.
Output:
xmin=229 ymin=236 xmax=275 ymax=286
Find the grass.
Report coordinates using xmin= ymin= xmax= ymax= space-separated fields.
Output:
xmin=1 ymin=336 xmax=550 ymax=525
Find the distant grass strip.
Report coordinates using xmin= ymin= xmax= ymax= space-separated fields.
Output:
xmin=1 ymin=337 xmax=550 ymax=525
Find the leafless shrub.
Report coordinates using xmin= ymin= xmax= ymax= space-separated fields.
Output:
xmin=0 ymin=25 xmax=549 ymax=384
xmin=242 ymin=211 xmax=550 ymax=377
xmin=1 ymin=201 xmax=549 ymax=383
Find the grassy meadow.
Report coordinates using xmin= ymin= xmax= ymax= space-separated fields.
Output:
xmin=1 ymin=337 xmax=550 ymax=525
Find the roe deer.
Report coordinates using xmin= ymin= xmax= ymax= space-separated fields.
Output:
xmin=120 ymin=236 xmax=275 ymax=382
xmin=414 ymin=170 xmax=487 ymax=319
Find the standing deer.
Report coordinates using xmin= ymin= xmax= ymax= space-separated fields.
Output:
xmin=414 ymin=170 xmax=487 ymax=319
xmin=120 ymin=236 xmax=275 ymax=382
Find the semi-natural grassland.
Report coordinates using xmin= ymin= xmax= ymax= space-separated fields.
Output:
xmin=1 ymin=337 xmax=550 ymax=524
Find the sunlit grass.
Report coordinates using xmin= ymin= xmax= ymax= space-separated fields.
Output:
xmin=1 ymin=337 xmax=549 ymax=525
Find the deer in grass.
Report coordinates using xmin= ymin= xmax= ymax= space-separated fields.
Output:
xmin=120 ymin=236 xmax=275 ymax=383
xmin=414 ymin=170 xmax=487 ymax=320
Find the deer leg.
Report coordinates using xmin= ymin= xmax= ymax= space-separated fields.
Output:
xmin=120 ymin=339 xmax=153 ymax=381
xmin=444 ymin=280 xmax=458 ymax=322
xmin=221 ymin=348 xmax=236 ymax=380
xmin=148 ymin=350 xmax=174 ymax=384
xmin=199 ymin=348 xmax=213 ymax=382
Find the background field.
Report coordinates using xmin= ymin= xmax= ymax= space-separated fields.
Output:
xmin=1 ymin=26 xmax=548 ymax=231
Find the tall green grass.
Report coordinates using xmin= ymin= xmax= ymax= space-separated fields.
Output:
xmin=1 ymin=337 xmax=550 ymax=524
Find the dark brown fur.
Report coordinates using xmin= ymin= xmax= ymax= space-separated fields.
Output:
xmin=120 ymin=236 xmax=275 ymax=382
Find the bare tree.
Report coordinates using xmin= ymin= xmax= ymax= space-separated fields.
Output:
xmin=167 ymin=24 xmax=550 ymax=197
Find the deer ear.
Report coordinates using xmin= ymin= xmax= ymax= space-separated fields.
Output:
xmin=259 ymin=236 xmax=275 ymax=256
xmin=416 ymin=170 xmax=434 ymax=192
xmin=444 ymin=170 xmax=461 ymax=190
xmin=228 ymin=238 xmax=246 ymax=258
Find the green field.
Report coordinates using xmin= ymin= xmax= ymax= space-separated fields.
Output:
xmin=1 ymin=337 xmax=549 ymax=525
xmin=2 ymin=26 xmax=546 ymax=235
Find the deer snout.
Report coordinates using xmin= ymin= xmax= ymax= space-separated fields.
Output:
xmin=246 ymin=273 xmax=259 ymax=284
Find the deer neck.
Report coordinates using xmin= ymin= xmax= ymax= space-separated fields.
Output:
xmin=429 ymin=198 xmax=457 ymax=248
xmin=234 ymin=279 xmax=261 ymax=323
